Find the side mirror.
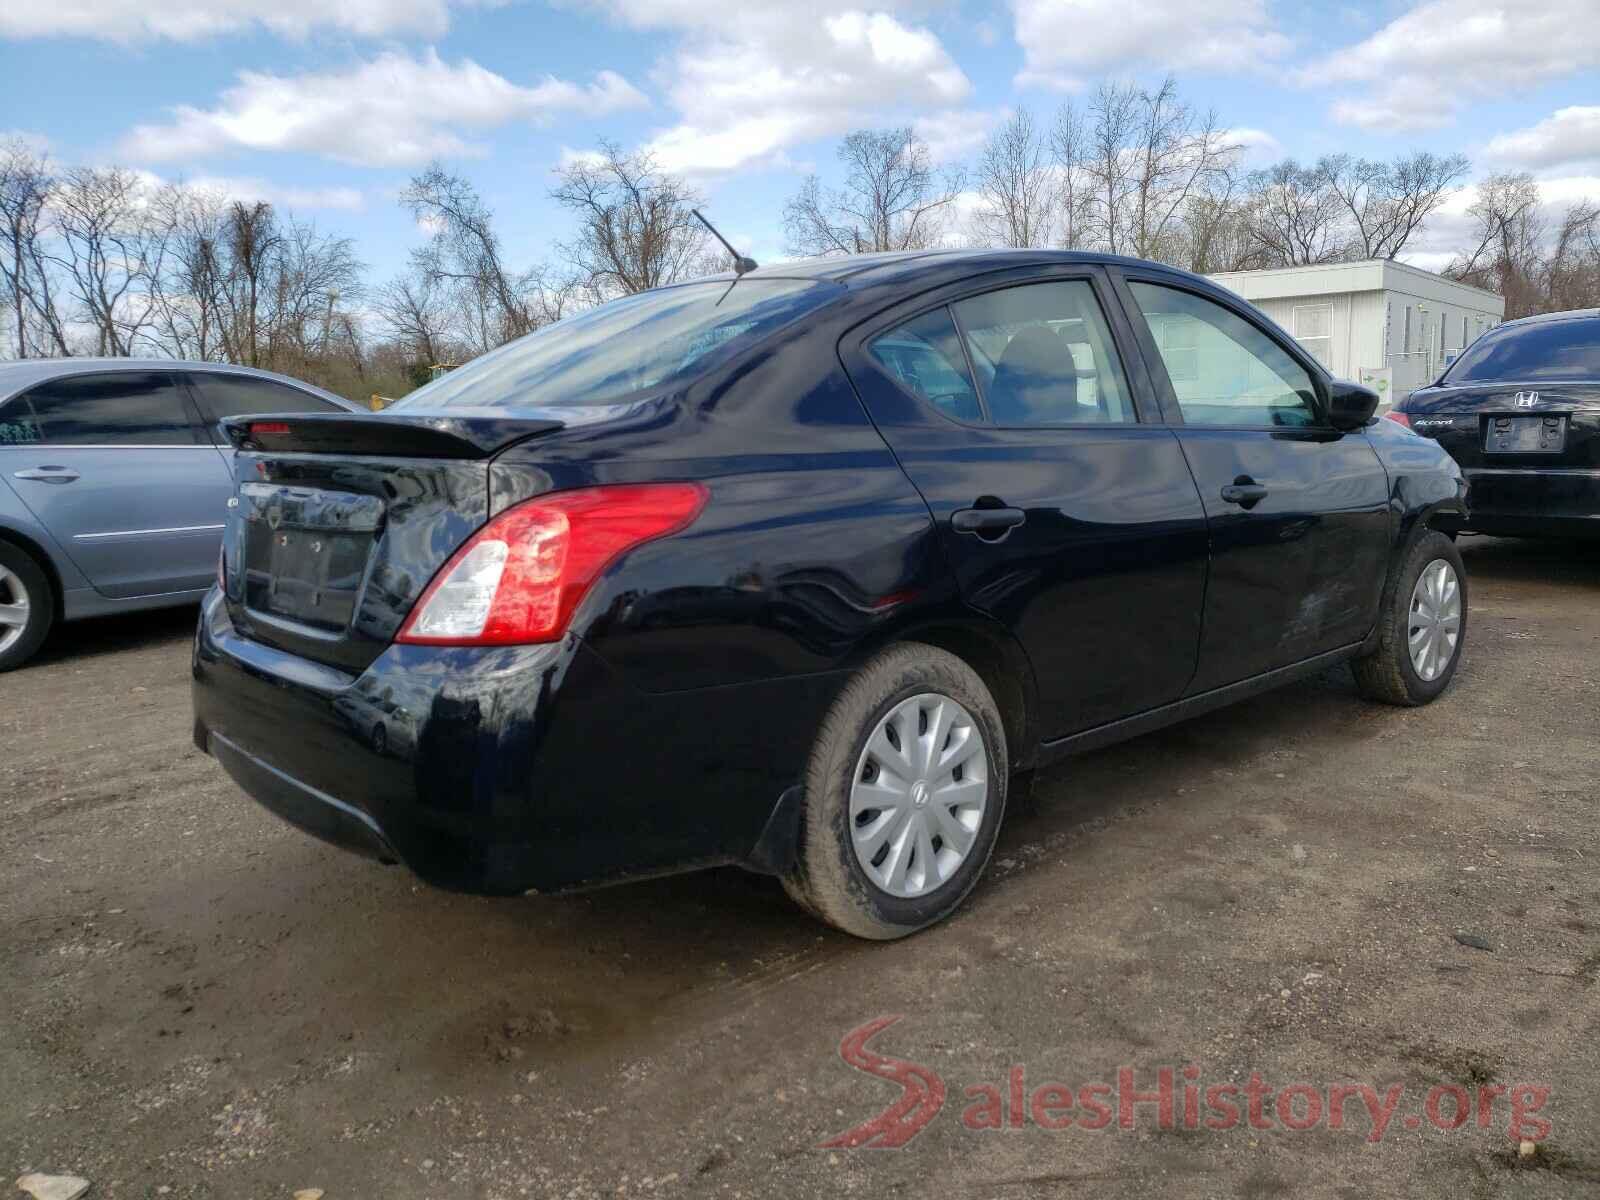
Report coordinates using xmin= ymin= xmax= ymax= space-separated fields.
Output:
xmin=1326 ymin=379 xmax=1380 ymax=431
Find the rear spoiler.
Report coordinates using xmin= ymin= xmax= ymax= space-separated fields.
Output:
xmin=222 ymin=411 xmax=564 ymax=459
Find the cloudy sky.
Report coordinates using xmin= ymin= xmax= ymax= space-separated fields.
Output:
xmin=3 ymin=0 xmax=1599 ymax=279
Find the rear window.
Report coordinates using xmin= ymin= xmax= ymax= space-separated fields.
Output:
xmin=1443 ymin=317 xmax=1600 ymax=384
xmin=391 ymin=279 xmax=840 ymax=411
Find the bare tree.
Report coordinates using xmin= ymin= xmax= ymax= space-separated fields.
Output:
xmin=1175 ymin=169 xmax=1265 ymax=273
xmin=377 ymin=271 xmax=454 ymax=369
xmin=403 ymin=164 xmax=544 ymax=345
xmin=0 ymin=140 xmax=69 ymax=356
xmin=1049 ymin=100 xmax=1092 ymax=250
xmin=1447 ymin=172 xmax=1544 ymax=315
xmin=48 ymin=166 xmax=168 ymax=355
xmin=970 ymin=109 xmax=1054 ymax=249
xmin=552 ymin=141 xmax=708 ymax=298
xmin=1080 ymin=82 xmax=1142 ymax=254
xmin=1125 ymin=78 xmax=1238 ymax=262
xmin=785 ymin=128 xmax=962 ymax=256
xmin=1244 ymin=160 xmax=1348 ymax=266
xmin=1320 ymin=151 xmax=1470 ymax=260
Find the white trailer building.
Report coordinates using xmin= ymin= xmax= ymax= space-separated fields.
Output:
xmin=1207 ymin=260 xmax=1505 ymax=406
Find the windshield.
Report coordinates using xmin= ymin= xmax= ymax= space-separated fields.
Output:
xmin=392 ymin=279 xmax=840 ymax=410
xmin=1442 ymin=316 xmax=1600 ymax=384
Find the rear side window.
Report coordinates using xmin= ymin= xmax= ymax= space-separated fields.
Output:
xmin=953 ymin=280 xmax=1135 ymax=425
xmin=8 ymin=372 xmax=200 ymax=446
xmin=868 ymin=308 xmax=982 ymax=422
xmin=1443 ymin=317 xmax=1600 ymax=383
xmin=1130 ymin=283 xmax=1319 ymax=427
xmin=188 ymin=373 xmax=342 ymax=435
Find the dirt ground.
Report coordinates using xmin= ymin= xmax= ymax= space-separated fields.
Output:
xmin=3 ymin=536 xmax=1598 ymax=1199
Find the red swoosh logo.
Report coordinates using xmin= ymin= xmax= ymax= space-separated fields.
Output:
xmin=820 ymin=1015 xmax=946 ymax=1149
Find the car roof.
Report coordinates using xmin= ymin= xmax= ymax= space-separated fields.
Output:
xmin=710 ymin=248 xmax=1174 ymax=287
xmin=0 ymin=358 xmax=357 ymax=408
xmin=1495 ymin=308 xmax=1600 ymax=330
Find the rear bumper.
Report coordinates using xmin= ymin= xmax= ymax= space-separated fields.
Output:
xmin=1454 ymin=468 xmax=1600 ymax=537
xmin=192 ymin=590 xmax=843 ymax=894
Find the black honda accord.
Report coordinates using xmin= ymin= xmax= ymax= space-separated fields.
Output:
xmin=194 ymin=250 xmax=1468 ymax=939
xmin=1389 ymin=308 xmax=1600 ymax=538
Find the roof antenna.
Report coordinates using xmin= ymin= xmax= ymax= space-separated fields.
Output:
xmin=693 ymin=209 xmax=758 ymax=276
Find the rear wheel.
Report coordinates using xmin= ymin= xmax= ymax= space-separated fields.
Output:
xmin=1351 ymin=531 xmax=1467 ymax=706
xmin=783 ymin=643 xmax=1009 ymax=939
xmin=0 ymin=542 xmax=54 ymax=672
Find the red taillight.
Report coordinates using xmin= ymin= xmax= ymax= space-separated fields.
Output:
xmin=251 ymin=421 xmax=291 ymax=436
xmin=396 ymin=483 xmax=708 ymax=646
xmin=1383 ymin=410 xmax=1411 ymax=428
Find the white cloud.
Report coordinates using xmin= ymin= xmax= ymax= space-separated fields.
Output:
xmin=915 ymin=109 xmax=1006 ymax=165
xmin=1008 ymin=0 xmax=1290 ymax=91
xmin=1 ymin=130 xmax=52 ymax=155
xmin=1485 ymin=107 xmax=1600 ymax=173
xmin=1306 ymin=1 xmax=1600 ymax=130
xmin=0 ymin=0 xmax=473 ymax=41
xmin=1225 ymin=127 xmax=1282 ymax=162
xmin=183 ymin=176 xmax=367 ymax=211
xmin=578 ymin=2 xmax=971 ymax=177
xmin=120 ymin=50 xmax=647 ymax=168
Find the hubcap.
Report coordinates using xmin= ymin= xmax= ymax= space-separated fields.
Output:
xmin=1408 ymin=558 xmax=1461 ymax=682
xmin=849 ymin=692 xmax=989 ymax=900
xmin=0 ymin=565 xmax=29 ymax=655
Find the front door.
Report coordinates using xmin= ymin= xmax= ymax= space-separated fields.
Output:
xmin=1116 ymin=275 xmax=1392 ymax=692
xmin=2 ymin=370 xmax=231 ymax=598
xmin=843 ymin=268 xmax=1210 ymax=739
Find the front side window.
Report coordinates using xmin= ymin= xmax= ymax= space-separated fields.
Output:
xmin=868 ymin=307 xmax=982 ymax=422
xmin=189 ymin=373 xmax=342 ymax=434
xmin=1442 ymin=316 xmax=1600 ymax=384
xmin=1130 ymin=283 xmax=1319 ymax=427
xmin=951 ymin=280 xmax=1135 ymax=425
xmin=391 ymin=279 xmax=841 ymax=412
xmin=7 ymin=372 xmax=199 ymax=446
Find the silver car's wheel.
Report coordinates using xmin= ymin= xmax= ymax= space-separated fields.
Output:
xmin=0 ymin=564 xmax=31 ymax=656
xmin=849 ymin=692 xmax=989 ymax=899
xmin=1408 ymin=558 xmax=1461 ymax=682
xmin=0 ymin=543 xmax=52 ymax=672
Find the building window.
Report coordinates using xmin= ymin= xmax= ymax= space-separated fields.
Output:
xmin=1290 ymin=303 xmax=1333 ymax=367
xmin=1461 ymin=315 xmax=1469 ymax=348
xmin=1402 ymin=305 xmax=1412 ymax=354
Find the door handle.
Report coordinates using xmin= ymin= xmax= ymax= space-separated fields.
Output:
xmin=13 ymin=466 xmax=79 ymax=484
xmin=1219 ymin=479 xmax=1269 ymax=507
xmin=952 ymin=506 xmax=1026 ymax=539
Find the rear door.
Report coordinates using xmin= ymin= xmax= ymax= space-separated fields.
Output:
xmin=841 ymin=265 xmax=1210 ymax=739
xmin=1114 ymin=273 xmax=1392 ymax=691
xmin=2 ymin=370 xmax=232 ymax=598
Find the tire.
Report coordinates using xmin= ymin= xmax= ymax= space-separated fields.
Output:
xmin=782 ymin=643 xmax=1009 ymax=940
xmin=1351 ymin=530 xmax=1467 ymax=706
xmin=0 ymin=540 xmax=54 ymax=672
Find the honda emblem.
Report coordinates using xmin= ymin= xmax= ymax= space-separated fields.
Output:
xmin=1514 ymin=391 xmax=1539 ymax=408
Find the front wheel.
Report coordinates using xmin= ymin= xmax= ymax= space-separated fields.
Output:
xmin=783 ymin=643 xmax=1009 ymax=940
xmin=1351 ymin=530 xmax=1467 ymax=706
xmin=0 ymin=542 xmax=53 ymax=673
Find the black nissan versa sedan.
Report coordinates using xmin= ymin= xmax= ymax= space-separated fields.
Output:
xmin=193 ymin=250 xmax=1469 ymax=939
xmin=1388 ymin=308 xmax=1600 ymax=538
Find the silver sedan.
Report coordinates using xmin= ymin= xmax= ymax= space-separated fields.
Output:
xmin=0 ymin=359 xmax=359 ymax=670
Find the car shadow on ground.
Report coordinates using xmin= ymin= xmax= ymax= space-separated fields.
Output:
xmin=21 ymin=602 xmax=199 ymax=670
xmin=1458 ymin=534 xmax=1600 ymax=586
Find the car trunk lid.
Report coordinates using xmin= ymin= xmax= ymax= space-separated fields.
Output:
xmin=1404 ymin=382 xmax=1600 ymax=470
xmin=220 ymin=411 xmax=568 ymax=673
